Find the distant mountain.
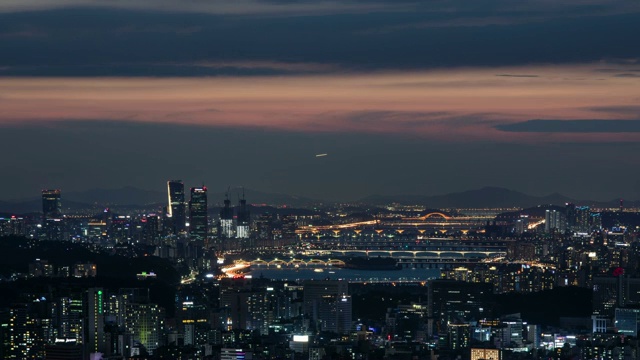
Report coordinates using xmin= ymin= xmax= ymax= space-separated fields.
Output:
xmin=0 ymin=199 xmax=95 ymax=215
xmin=0 ymin=199 xmax=42 ymax=215
xmin=359 ymin=187 xmax=617 ymax=208
xmin=65 ymin=186 xmax=165 ymax=205
xmin=207 ymin=187 xmax=320 ymax=207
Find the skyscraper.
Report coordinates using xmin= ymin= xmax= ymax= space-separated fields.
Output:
xmin=86 ymin=288 xmax=106 ymax=355
xmin=189 ymin=187 xmax=208 ymax=241
xmin=42 ymin=189 xmax=64 ymax=240
xmin=544 ymin=209 xmax=566 ymax=234
xmin=428 ymin=280 xmax=492 ymax=336
xmin=219 ymin=194 xmax=234 ymax=239
xmin=125 ymin=303 xmax=163 ymax=355
xmin=575 ymin=206 xmax=591 ymax=233
xmin=236 ymin=194 xmax=250 ymax=239
xmin=167 ymin=180 xmax=186 ymax=234
xmin=42 ymin=189 xmax=62 ymax=220
xmin=255 ymin=213 xmax=274 ymax=240
xmin=141 ymin=214 xmax=160 ymax=245
xmin=303 ymin=280 xmax=350 ymax=333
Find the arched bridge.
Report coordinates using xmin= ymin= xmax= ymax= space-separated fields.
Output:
xmin=404 ymin=212 xmax=452 ymax=221
xmin=240 ymin=259 xmax=346 ymax=267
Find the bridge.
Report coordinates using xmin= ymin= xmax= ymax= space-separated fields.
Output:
xmin=297 ymin=220 xmax=379 ymax=233
xmin=325 ymin=249 xmax=505 ymax=259
xmin=237 ymin=258 xmax=346 ymax=267
xmin=403 ymin=212 xmax=451 ymax=221
xmin=296 ymin=213 xmax=489 ymax=234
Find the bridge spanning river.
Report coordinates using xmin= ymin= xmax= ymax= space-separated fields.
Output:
xmin=296 ymin=212 xmax=494 ymax=235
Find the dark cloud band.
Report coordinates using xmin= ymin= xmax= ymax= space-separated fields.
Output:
xmin=496 ymin=119 xmax=640 ymax=133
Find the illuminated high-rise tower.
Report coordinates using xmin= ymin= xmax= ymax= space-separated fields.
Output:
xmin=219 ymin=191 xmax=234 ymax=238
xmin=236 ymin=192 xmax=250 ymax=239
xmin=41 ymin=189 xmax=64 ymax=240
xmin=167 ymin=180 xmax=186 ymax=234
xmin=42 ymin=189 xmax=62 ymax=220
xmin=125 ymin=302 xmax=163 ymax=355
xmin=189 ymin=186 xmax=208 ymax=240
xmin=86 ymin=288 xmax=105 ymax=355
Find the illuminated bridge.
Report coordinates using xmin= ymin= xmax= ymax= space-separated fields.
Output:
xmin=236 ymin=258 xmax=346 ymax=267
xmin=297 ymin=213 xmax=490 ymax=235
xmin=304 ymin=237 xmax=510 ymax=264
xmin=404 ymin=212 xmax=451 ymax=221
xmin=325 ymin=249 xmax=505 ymax=258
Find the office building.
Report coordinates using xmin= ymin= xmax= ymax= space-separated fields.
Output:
xmin=45 ymin=341 xmax=83 ymax=360
xmin=591 ymin=276 xmax=640 ymax=318
xmin=124 ymin=302 xmax=163 ymax=355
xmin=141 ymin=214 xmax=160 ymax=245
xmin=236 ymin=195 xmax=250 ymax=239
xmin=167 ymin=180 xmax=186 ymax=234
xmin=615 ymin=308 xmax=640 ymax=337
xmin=280 ymin=215 xmax=297 ymax=241
xmin=471 ymin=348 xmax=501 ymax=360
xmin=255 ymin=213 xmax=274 ymax=240
xmin=303 ymin=280 xmax=350 ymax=333
xmin=317 ymin=294 xmax=352 ymax=334
xmin=189 ymin=187 xmax=208 ymax=241
xmin=545 ymin=209 xmax=566 ymax=234
xmin=219 ymin=196 xmax=234 ymax=239
xmin=448 ymin=323 xmax=471 ymax=350
xmin=42 ymin=189 xmax=62 ymax=220
xmin=42 ymin=189 xmax=64 ymax=240
xmin=221 ymin=348 xmax=253 ymax=360
xmin=56 ymin=296 xmax=84 ymax=344
xmin=86 ymin=288 xmax=105 ymax=355
xmin=428 ymin=280 xmax=492 ymax=336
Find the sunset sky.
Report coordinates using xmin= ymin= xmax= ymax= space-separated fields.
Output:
xmin=1 ymin=0 xmax=640 ymax=202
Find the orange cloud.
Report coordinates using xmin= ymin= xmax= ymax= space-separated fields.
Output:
xmin=1 ymin=63 xmax=639 ymax=142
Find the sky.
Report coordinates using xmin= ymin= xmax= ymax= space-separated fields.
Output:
xmin=1 ymin=0 xmax=640 ymax=202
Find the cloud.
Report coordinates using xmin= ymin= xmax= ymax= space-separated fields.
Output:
xmin=589 ymin=105 xmax=640 ymax=116
xmin=496 ymin=74 xmax=539 ymax=78
xmin=495 ymin=119 xmax=640 ymax=133
xmin=0 ymin=0 xmax=400 ymax=16
xmin=593 ymin=68 xmax=640 ymax=73
xmin=1 ymin=64 xmax=639 ymax=143
xmin=1 ymin=5 xmax=640 ymax=75
xmin=181 ymin=60 xmax=343 ymax=74
xmin=614 ymin=73 xmax=640 ymax=78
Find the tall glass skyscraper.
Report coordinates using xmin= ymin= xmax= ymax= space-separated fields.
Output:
xmin=167 ymin=180 xmax=186 ymax=234
xmin=42 ymin=189 xmax=62 ymax=220
xmin=189 ymin=186 xmax=208 ymax=240
xmin=41 ymin=189 xmax=64 ymax=240
xmin=236 ymin=197 xmax=250 ymax=239
xmin=219 ymin=197 xmax=234 ymax=238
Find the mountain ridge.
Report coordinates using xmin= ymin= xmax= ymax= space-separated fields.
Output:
xmin=358 ymin=186 xmax=630 ymax=208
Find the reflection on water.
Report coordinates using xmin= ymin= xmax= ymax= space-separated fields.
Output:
xmin=248 ymin=266 xmax=441 ymax=282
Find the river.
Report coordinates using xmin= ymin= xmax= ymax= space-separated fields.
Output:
xmin=247 ymin=266 xmax=441 ymax=282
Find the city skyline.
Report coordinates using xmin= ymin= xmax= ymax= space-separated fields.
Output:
xmin=0 ymin=183 xmax=637 ymax=210
xmin=1 ymin=177 xmax=639 ymax=207
xmin=3 ymin=2 xmax=640 ymax=355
